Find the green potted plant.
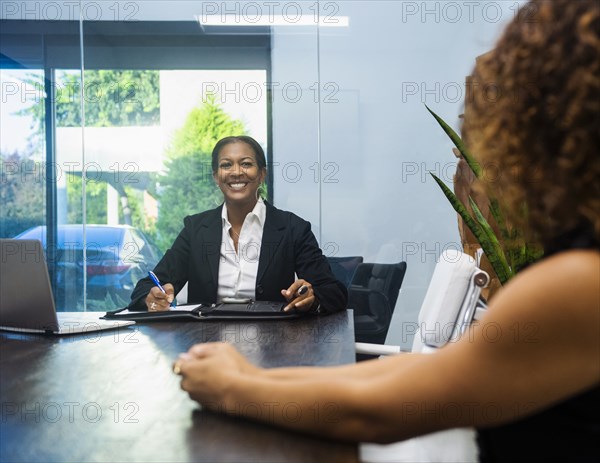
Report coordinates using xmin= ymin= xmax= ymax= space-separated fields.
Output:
xmin=426 ymin=105 xmax=543 ymax=290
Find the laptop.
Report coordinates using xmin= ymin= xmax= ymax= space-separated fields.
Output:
xmin=0 ymin=239 xmax=135 ymax=334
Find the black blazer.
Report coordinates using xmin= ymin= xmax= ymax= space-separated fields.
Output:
xmin=129 ymin=202 xmax=347 ymax=313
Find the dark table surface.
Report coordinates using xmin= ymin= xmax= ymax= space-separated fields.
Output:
xmin=0 ymin=310 xmax=358 ymax=463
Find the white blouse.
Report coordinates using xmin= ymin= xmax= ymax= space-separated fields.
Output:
xmin=217 ymin=199 xmax=266 ymax=302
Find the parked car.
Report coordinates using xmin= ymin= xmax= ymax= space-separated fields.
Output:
xmin=15 ymin=224 xmax=162 ymax=310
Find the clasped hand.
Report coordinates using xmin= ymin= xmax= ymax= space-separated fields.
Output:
xmin=173 ymin=342 xmax=257 ymax=409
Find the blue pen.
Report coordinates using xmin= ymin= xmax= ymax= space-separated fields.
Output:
xmin=148 ymin=271 xmax=175 ymax=307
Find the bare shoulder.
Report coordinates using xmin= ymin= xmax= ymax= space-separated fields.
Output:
xmin=473 ymin=249 xmax=600 ymax=378
xmin=535 ymin=248 xmax=600 ymax=279
xmin=489 ymin=249 xmax=599 ymax=321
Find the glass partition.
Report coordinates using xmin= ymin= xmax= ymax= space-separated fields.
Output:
xmin=2 ymin=1 xmax=520 ymax=338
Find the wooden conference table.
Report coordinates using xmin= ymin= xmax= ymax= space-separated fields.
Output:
xmin=0 ymin=311 xmax=359 ymax=462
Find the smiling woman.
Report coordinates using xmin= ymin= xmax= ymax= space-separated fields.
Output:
xmin=127 ymin=135 xmax=347 ymax=315
xmin=212 ymin=136 xmax=267 ymax=221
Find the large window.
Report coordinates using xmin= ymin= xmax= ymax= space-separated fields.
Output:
xmin=1 ymin=18 xmax=270 ymax=311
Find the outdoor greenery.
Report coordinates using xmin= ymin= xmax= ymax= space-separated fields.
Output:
xmin=427 ymin=106 xmax=543 ymax=285
xmin=17 ymin=70 xmax=160 ymax=138
xmin=0 ymin=150 xmax=45 ymax=238
xmin=156 ymin=94 xmax=246 ymax=251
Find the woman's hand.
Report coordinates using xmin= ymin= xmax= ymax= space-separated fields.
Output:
xmin=145 ymin=283 xmax=174 ymax=312
xmin=174 ymin=343 xmax=259 ymax=409
xmin=281 ymin=279 xmax=317 ymax=312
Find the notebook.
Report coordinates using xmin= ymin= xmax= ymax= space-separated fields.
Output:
xmin=0 ymin=239 xmax=135 ymax=334
xmin=103 ymin=300 xmax=306 ymax=321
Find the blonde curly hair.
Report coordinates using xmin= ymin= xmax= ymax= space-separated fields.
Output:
xmin=463 ymin=0 xmax=600 ymax=249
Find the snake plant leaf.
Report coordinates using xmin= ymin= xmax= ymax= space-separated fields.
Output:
xmin=430 ymin=172 xmax=482 ymax=240
xmin=430 ymin=173 xmax=510 ymax=283
xmin=425 ymin=105 xmax=482 ymax=179
xmin=469 ymin=197 xmax=513 ymax=282
xmin=488 ymin=198 xmax=509 ymax=241
xmin=427 ymin=106 xmax=543 ymax=286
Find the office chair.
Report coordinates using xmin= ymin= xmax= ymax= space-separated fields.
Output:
xmin=348 ymin=262 xmax=407 ymax=346
xmin=355 ymin=250 xmax=489 ymax=357
xmin=326 ymin=256 xmax=364 ymax=288
xmin=357 ymin=250 xmax=489 ymax=463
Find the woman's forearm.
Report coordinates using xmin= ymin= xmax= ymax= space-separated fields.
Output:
xmin=216 ymin=353 xmax=431 ymax=443
xmin=261 ymin=352 xmax=419 ymax=380
xmin=219 ymin=372 xmax=375 ymax=442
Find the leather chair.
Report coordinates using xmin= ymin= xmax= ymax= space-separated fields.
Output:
xmin=348 ymin=262 xmax=407 ymax=346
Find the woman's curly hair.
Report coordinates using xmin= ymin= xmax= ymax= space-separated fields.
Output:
xmin=463 ymin=0 xmax=600 ymax=249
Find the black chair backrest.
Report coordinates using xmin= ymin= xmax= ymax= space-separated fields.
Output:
xmin=350 ymin=261 xmax=408 ymax=352
xmin=350 ymin=262 xmax=407 ymax=309
xmin=327 ymin=256 xmax=364 ymax=288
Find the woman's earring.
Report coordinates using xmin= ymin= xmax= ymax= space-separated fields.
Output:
xmin=257 ymin=183 xmax=267 ymax=200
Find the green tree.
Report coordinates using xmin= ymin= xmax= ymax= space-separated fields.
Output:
xmin=17 ymin=70 xmax=160 ymax=139
xmin=0 ymin=150 xmax=45 ymax=238
xmin=156 ymin=95 xmax=246 ymax=251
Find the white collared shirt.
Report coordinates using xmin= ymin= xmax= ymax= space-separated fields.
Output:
xmin=217 ymin=199 xmax=266 ymax=301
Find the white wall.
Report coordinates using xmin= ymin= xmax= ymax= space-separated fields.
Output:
xmin=272 ymin=1 xmax=520 ymax=347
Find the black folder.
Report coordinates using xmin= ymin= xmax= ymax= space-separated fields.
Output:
xmin=102 ymin=301 xmax=309 ymax=321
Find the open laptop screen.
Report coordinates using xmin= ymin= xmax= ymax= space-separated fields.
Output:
xmin=0 ymin=239 xmax=134 ymax=334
